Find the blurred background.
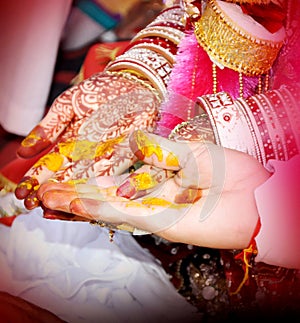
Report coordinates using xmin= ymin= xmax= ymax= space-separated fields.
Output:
xmin=0 ymin=0 xmax=165 ymax=168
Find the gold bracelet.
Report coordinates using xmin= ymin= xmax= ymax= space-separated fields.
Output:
xmin=106 ymin=70 xmax=161 ymax=103
xmin=106 ymin=48 xmax=172 ymax=97
xmin=193 ymin=0 xmax=285 ymax=76
xmin=131 ymin=42 xmax=175 ymax=64
xmin=168 ymin=113 xmax=216 ymax=143
xmin=90 ymin=219 xmax=135 ymax=232
xmin=131 ymin=25 xmax=184 ymax=45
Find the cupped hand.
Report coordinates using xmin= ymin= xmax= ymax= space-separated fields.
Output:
xmin=14 ymin=73 xmax=160 ymax=210
xmin=39 ymin=130 xmax=270 ymax=249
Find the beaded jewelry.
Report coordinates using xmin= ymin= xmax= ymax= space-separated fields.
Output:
xmin=193 ymin=0 xmax=285 ymax=76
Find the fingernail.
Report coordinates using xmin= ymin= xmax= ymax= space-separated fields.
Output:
xmin=17 ymin=126 xmax=52 ymax=158
xmin=15 ymin=177 xmax=39 ymax=200
xmin=20 ymin=125 xmax=45 ymax=147
xmin=116 ymin=180 xmax=137 ymax=198
xmin=117 ymin=173 xmax=157 ymax=198
xmin=133 ymin=130 xmax=163 ymax=162
xmin=24 ymin=191 xmax=40 ymax=210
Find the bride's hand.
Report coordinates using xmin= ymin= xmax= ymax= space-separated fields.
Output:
xmin=14 ymin=73 xmax=160 ymax=210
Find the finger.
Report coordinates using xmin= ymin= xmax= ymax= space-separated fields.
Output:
xmin=16 ymin=126 xmax=56 ymax=159
xmin=16 ymin=135 xmax=118 ymax=204
xmin=15 ymin=150 xmax=70 ymax=207
xmin=17 ymin=86 xmax=79 ymax=158
xmin=116 ymin=164 xmax=175 ymax=199
xmin=130 ymin=130 xmax=210 ymax=188
xmin=38 ymin=182 xmax=76 ymax=199
xmin=41 ymin=183 xmax=124 ymax=213
xmin=69 ymin=196 xmax=191 ymax=235
xmin=42 ymin=206 xmax=89 ymax=222
xmin=15 ymin=176 xmax=40 ymax=200
xmin=38 ymin=181 xmax=113 ymax=199
xmin=66 ymin=136 xmax=137 ymax=180
xmin=116 ymin=165 xmax=203 ymax=204
xmin=129 ymin=130 xmax=187 ymax=170
xmin=42 ymin=190 xmax=85 ymax=213
xmin=131 ymin=130 xmax=227 ymax=190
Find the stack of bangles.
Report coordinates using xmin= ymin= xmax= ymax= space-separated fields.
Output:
xmin=105 ymin=5 xmax=185 ymax=98
xmin=194 ymin=83 xmax=300 ymax=166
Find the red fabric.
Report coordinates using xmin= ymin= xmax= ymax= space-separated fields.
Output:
xmin=241 ymin=3 xmax=286 ymax=33
xmin=1 ymin=158 xmax=38 ymax=185
xmin=0 ymin=40 xmax=131 ymax=225
xmin=0 ymin=40 xmax=130 ymax=188
xmin=82 ymin=41 xmax=130 ymax=79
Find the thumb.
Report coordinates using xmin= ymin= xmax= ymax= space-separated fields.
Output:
xmin=129 ymin=130 xmax=226 ymax=190
xmin=16 ymin=92 xmax=74 ymax=158
xmin=129 ymin=130 xmax=194 ymax=171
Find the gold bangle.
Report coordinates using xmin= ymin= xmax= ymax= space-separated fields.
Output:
xmin=193 ymin=0 xmax=285 ymax=76
xmin=106 ymin=70 xmax=161 ymax=103
xmin=106 ymin=48 xmax=172 ymax=97
xmin=131 ymin=26 xmax=184 ymax=45
xmin=131 ymin=42 xmax=175 ymax=65
xmin=168 ymin=113 xmax=216 ymax=143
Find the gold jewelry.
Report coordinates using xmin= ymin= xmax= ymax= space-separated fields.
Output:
xmin=238 ymin=72 xmax=243 ymax=98
xmin=212 ymin=63 xmax=217 ymax=94
xmin=106 ymin=71 xmax=161 ymax=103
xmin=132 ymin=25 xmax=184 ymax=45
xmin=90 ymin=220 xmax=115 ymax=242
xmin=264 ymin=74 xmax=269 ymax=92
xmin=90 ymin=219 xmax=136 ymax=242
xmin=106 ymin=47 xmax=172 ymax=97
xmin=193 ymin=0 xmax=285 ymax=76
xmin=168 ymin=113 xmax=215 ymax=143
xmin=257 ymin=76 xmax=262 ymax=94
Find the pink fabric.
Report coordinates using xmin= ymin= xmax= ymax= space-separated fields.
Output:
xmin=254 ymin=154 xmax=300 ymax=269
xmin=155 ymin=31 xmax=258 ymax=138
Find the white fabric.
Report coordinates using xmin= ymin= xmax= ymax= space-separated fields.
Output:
xmin=254 ymin=154 xmax=300 ymax=269
xmin=0 ymin=0 xmax=72 ymax=136
xmin=217 ymin=0 xmax=285 ymax=41
xmin=0 ymin=208 xmax=198 ymax=322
